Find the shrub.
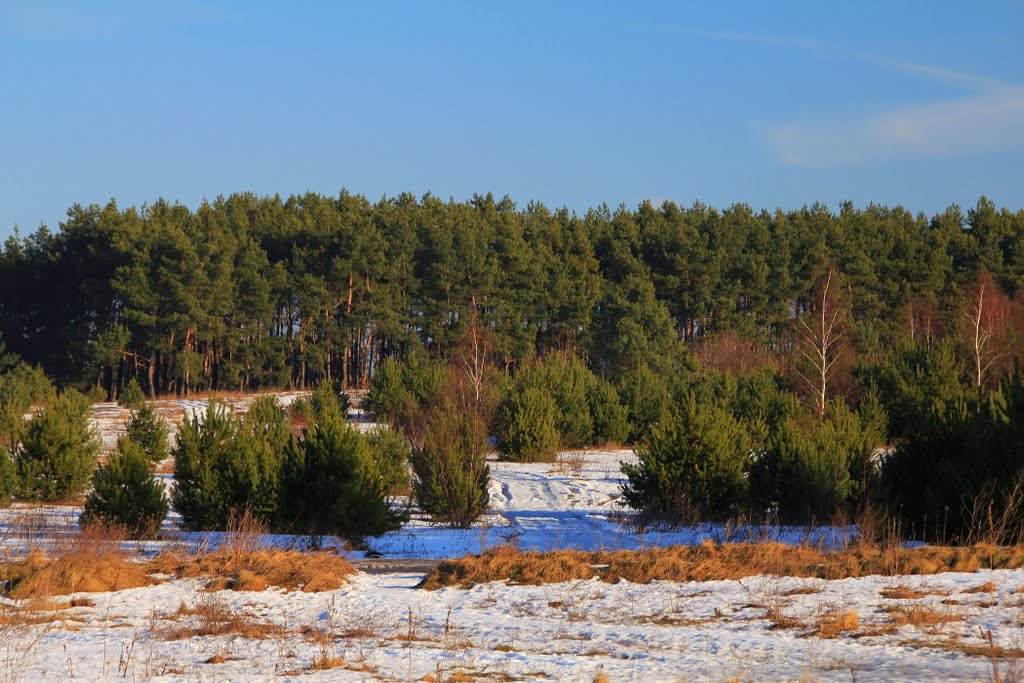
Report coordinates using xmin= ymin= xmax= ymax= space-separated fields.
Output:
xmin=16 ymin=390 xmax=99 ymax=501
xmin=80 ymin=437 xmax=168 ymax=538
xmin=0 ymin=362 xmax=52 ymax=451
xmin=364 ymin=425 xmax=412 ymax=496
xmin=172 ymin=401 xmax=285 ymax=530
xmin=517 ymin=355 xmax=594 ymax=448
xmin=879 ymin=369 xmax=1024 ymax=543
xmin=588 ymin=378 xmax=630 ymax=446
xmin=277 ymin=415 xmax=404 ymax=539
xmin=411 ymin=397 xmax=490 ymax=528
xmin=751 ymin=401 xmax=885 ymax=522
xmin=86 ymin=384 xmax=108 ymax=404
xmin=621 ymin=395 xmax=751 ymax=521
xmin=363 ymin=357 xmax=406 ymax=420
xmin=125 ymin=404 xmax=170 ymax=463
xmin=618 ymin=366 xmax=671 ymax=445
xmin=497 ymin=387 xmax=560 ymax=462
xmin=0 ymin=450 xmax=16 ymax=506
xmin=364 ymin=355 xmax=445 ymax=428
xmin=118 ymin=378 xmax=146 ymax=410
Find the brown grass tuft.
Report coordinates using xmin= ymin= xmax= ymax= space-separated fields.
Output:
xmin=0 ymin=523 xmax=154 ymax=600
xmin=154 ymin=548 xmax=355 ymax=592
xmin=151 ymin=510 xmax=356 ymax=592
xmin=160 ymin=595 xmax=286 ymax=640
xmin=880 ymin=584 xmax=932 ymax=600
xmin=885 ymin=604 xmax=962 ymax=628
xmin=419 ymin=542 xmax=1024 ymax=589
xmin=964 ymin=580 xmax=998 ymax=594
xmin=816 ymin=608 xmax=860 ymax=638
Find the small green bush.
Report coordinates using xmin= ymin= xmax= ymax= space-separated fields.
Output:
xmin=621 ymin=395 xmax=751 ymax=521
xmin=80 ymin=437 xmax=168 ymax=538
xmin=0 ymin=362 xmax=52 ymax=451
xmin=411 ymin=398 xmax=490 ymax=528
xmin=118 ymin=378 xmax=146 ymax=410
xmin=589 ymin=379 xmax=630 ymax=446
xmin=125 ymin=404 xmax=170 ymax=463
xmin=0 ymin=451 xmax=17 ymax=506
xmin=172 ymin=401 xmax=285 ymax=530
xmin=278 ymin=415 xmax=404 ymax=539
xmin=365 ymin=425 xmax=412 ymax=496
xmin=619 ymin=366 xmax=672 ymax=445
xmin=16 ymin=390 xmax=99 ymax=501
xmin=86 ymin=385 xmax=108 ymax=404
xmin=497 ymin=387 xmax=560 ymax=463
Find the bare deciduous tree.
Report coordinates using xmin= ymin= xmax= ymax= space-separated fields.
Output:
xmin=962 ymin=271 xmax=1012 ymax=389
xmin=793 ymin=269 xmax=847 ymax=419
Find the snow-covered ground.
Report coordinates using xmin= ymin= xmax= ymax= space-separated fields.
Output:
xmin=0 ymin=394 xmax=1017 ymax=681
xmin=2 ymin=565 xmax=1022 ymax=681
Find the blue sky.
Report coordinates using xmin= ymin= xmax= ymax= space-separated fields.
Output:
xmin=1 ymin=1 xmax=1022 ymax=238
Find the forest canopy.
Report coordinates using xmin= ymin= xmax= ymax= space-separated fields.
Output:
xmin=1 ymin=191 xmax=1022 ymax=400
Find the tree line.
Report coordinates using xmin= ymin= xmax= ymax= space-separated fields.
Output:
xmin=2 ymin=192 xmax=1022 ymax=399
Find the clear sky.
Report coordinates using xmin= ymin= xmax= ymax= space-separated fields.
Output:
xmin=1 ymin=1 xmax=1023 ymax=238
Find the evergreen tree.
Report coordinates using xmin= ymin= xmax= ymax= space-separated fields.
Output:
xmin=410 ymin=397 xmax=490 ymax=528
xmin=172 ymin=401 xmax=284 ymax=530
xmin=277 ymin=415 xmax=404 ymax=539
xmin=364 ymin=425 xmax=412 ymax=497
xmin=80 ymin=437 xmax=168 ymax=538
xmin=588 ymin=378 xmax=630 ymax=445
xmin=124 ymin=404 xmax=170 ymax=463
xmin=16 ymin=390 xmax=99 ymax=501
xmin=621 ymin=395 xmax=751 ymax=521
xmin=118 ymin=378 xmax=146 ymax=409
xmin=497 ymin=387 xmax=560 ymax=463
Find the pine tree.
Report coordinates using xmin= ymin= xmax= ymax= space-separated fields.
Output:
xmin=364 ymin=425 xmax=412 ymax=496
xmin=118 ymin=378 xmax=146 ymax=410
xmin=621 ymin=395 xmax=751 ymax=521
xmin=277 ymin=415 xmax=404 ymax=539
xmin=497 ymin=387 xmax=559 ymax=463
xmin=125 ymin=404 xmax=170 ymax=463
xmin=588 ymin=378 xmax=630 ymax=446
xmin=16 ymin=390 xmax=99 ymax=501
xmin=81 ymin=437 xmax=168 ymax=538
xmin=410 ymin=397 xmax=490 ymax=528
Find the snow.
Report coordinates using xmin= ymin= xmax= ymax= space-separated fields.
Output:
xmin=4 ymin=567 xmax=1023 ymax=681
xmin=0 ymin=394 xmax=1017 ymax=680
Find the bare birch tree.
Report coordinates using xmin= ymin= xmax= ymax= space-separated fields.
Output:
xmin=794 ymin=269 xmax=847 ymax=419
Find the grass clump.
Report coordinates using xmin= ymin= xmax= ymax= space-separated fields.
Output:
xmin=419 ymin=541 xmax=1024 ymax=589
xmin=815 ymin=608 xmax=860 ymax=638
xmin=153 ymin=510 xmax=356 ymax=592
xmin=160 ymin=595 xmax=286 ymax=640
xmin=0 ymin=523 xmax=153 ymax=600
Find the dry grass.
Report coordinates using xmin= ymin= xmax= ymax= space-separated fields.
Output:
xmin=159 ymin=595 xmax=286 ymax=640
xmin=964 ymin=580 xmax=998 ymax=594
xmin=815 ymin=608 xmax=860 ymax=638
xmin=0 ymin=515 xmax=355 ymax=600
xmin=884 ymin=604 xmax=962 ymax=628
xmin=880 ymin=584 xmax=935 ymax=600
xmin=0 ymin=523 xmax=154 ymax=600
xmin=151 ymin=511 xmax=356 ymax=592
xmin=153 ymin=548 xmax=355 ymax=592
xmin=419 ymin=541 xmax=1024 ymax=589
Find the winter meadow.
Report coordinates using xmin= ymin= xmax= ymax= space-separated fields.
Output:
xmin=3 ymin=2 xmax=1024 ymax=681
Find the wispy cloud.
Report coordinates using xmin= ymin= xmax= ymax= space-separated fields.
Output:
xmin=682 ymin=26 xmax=1021 ymax=165
xmin=761 ymin=86 xmax=1024 ymax=166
